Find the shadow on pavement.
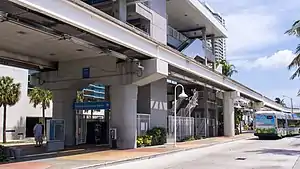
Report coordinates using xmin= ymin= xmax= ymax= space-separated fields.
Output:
xmin=245 ymin=149 xmax=300 ymax=156
xmin=3 ymin=144 xmax=110 ymax=164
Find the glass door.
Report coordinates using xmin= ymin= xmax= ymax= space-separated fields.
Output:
xmin=76 ymin=113 xmax=87 ymax=145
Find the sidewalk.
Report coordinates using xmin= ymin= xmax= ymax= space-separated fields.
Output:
xmin=0 ymin=133 xmax=254 ymax=169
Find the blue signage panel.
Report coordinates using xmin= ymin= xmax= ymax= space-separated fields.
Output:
xmin=82 ymin=67 xmax=90 ymax=79
xmin=73 ymin=101 xmax=110 ymax=110
xmin=87 ymin=0 xmax=108 ymax=5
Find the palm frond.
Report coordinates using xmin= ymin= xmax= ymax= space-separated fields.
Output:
xmin=0 ymin=76 xmax=21 ymax=107
xmin=219 ymin=60 xmax=238 ymax=77
xmin=28 ymin=87 xmax=52 ymax=109
xmin=285 ymin=20 xmax=300 ymax=36
xmin=76 ymin=91 xmax=84 ymax=102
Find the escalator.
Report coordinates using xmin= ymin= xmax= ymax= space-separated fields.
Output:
xmin=167 ymin=26 xmax=195 ymax=52
xmin=177 ymin=39 xmax=195 ymax=52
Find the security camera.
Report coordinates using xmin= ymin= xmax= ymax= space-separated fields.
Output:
xmin=137 ymin=62 xmax=144 ymax=70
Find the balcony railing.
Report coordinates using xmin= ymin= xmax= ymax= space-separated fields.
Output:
xmin=167 ymin=25 xmax=196 ymax=51
xmin=167 ymin=26 xmax=188 ymax=43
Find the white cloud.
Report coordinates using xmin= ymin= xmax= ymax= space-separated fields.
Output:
xmin=205 ymin=0 xmax=300 ymax=58
xmin=233 ymin=50 xmax=295 ymax=70
xmin=225 ymin=13 xmax=280 ymax=56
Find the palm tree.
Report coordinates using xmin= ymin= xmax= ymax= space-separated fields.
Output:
xmin=28 ymin=87 xmax=52 ymax=135
xmin=275 ymin=97 xmax=286 ymax=107
xmin=217 ymin=59 xmax=238 ymax=77
xmin=286 ymin=20 xmax=300 ymax=79
xmin=0 ymin=76 xmax=21 ymax=143
xmin=76 ymin=91 xmax=84 ymax=103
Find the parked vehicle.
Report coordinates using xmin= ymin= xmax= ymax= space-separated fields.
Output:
xmin=254 ymin=111 xmax=300 ymax=139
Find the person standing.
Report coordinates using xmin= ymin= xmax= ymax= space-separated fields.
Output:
xmin=33 ymin=122 xmax=43 ymax=147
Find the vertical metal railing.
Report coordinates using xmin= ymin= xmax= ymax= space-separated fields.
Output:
xmin=136 ymin=114 xmax=151 ymax=136
xmin=167 ymin=116 xmax=194 ymax=141
xmin=195 ymin=118 xmax=207 ymax=138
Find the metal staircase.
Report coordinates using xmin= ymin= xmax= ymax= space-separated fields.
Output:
xmin=177 ymin=39 xmax=195 ymax=52
xmin=183 ymin=91 xmax=199 ymax=116
xmin=169 ymin=90 xmax=199 ymax=116
xmin=169 ymin=97 xmax=185 ymax=115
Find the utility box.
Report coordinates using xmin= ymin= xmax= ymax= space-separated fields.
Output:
xmin=46 ymin=119 xmax=65 ymax=152
xmin=110 ymin=128 xmax=117 ymax=149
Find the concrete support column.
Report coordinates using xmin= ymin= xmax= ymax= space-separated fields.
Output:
xmin=105 ymin=86 xmax=110 ymax=144
xmin=204 ymin=86 xmax=209 ymax=137
xmin=211 ymin=35 xmax=216 ymax=69
xmin=201 ymin=28 xmax=207 ymax=66
xmin=110 ymin=84 xmax=138 ymax=149
xmin=150 ymin=79 xmax=168 ymax=128
xmin=215 ymin=107 xmax=219 ymax=136
xmin=52 ymin=89 xmax=77 ymax=146
xmin=115 ymin=0 xmax=127 ymax=22
xmin=137 ymin=79 xmax=168 ymax=129
xmin=223 ymin=91 xmax=240 ymax=137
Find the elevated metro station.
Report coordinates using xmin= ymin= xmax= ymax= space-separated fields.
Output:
xmin=0 ymin=0 xmax=297 ymax=149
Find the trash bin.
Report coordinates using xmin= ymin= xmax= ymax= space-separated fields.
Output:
xmin=110 ymin=128 xmax=117 ymax=149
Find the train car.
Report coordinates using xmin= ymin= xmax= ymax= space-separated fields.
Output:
xmin=254 ymin=111 xmax=300 ymax=139
xmin=287 ymin=113 xmax=300 ymax=135
xmin=254 ymin=111 xmax=286 ymax=139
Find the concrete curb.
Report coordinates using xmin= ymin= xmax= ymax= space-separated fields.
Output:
xmin=74 ymin=135 xmax=254 ymax=169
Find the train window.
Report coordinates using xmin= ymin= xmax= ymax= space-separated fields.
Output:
xmin=267 ymin=116 xmax=273 ymax=119
xmin=277 ymin=119 xmax=285 ymax=128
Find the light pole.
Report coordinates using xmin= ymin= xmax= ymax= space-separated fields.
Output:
xmin=283 ymin=95 xmax=294 ymax=113
xmin=174 ymin=84 xmax=188 ymax=147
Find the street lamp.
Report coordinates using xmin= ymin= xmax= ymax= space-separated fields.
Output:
xmin=283 ymin=95 xmax=294 ymax=113
xmin=174 ymin=84 xmax=188 ymax=147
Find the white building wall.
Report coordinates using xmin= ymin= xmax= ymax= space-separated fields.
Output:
xmin=135 ymin=2 xmax=167 ymax=44
xmin=0 ymin=65 xmax=52 ymax=141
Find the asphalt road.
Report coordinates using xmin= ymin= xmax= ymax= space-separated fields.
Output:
xmin=97 ymin=136 xmax=300 ymax=169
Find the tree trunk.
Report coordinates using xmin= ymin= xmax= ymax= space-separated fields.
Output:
xmin=42 ymin=107 xmax=46 ymax=137
xmin=2 ymin=105 xmax=7 ymax=143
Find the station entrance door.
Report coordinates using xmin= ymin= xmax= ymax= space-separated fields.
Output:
xmin=76 ymin=113 xmax=87 ymax=145
xmin=74 ymin=101 xmax=110 ymax=145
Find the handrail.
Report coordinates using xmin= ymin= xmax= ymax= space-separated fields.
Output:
xmin=170 ymin=97 xmax=185 ymax=113
xmin=183 ymin=91 xmax=199 ymax=116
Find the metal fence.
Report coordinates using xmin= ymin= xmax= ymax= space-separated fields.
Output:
xmin=208 ymin=119 xmax=216 ymax=137
xmin=195 ymin=118 xmax=207 ymax=137
xmin=137 ymin=114 xmax=151 ymax=136
xmin=167 ymin=116 xmax=194 ymax=141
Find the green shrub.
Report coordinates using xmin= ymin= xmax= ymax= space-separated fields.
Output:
xmin=143 ymin=135 xmax=152 ymax=146
xmin=184 ymin=136 xmax=195 ymax=142
xmin=137 ymin=136 xmax=144 ymax=147
xmin=146 ymin=127 xmax=166 ymax=145
xmin=244 ymin=124 xmax=249 ymax=130
xmin=195 ymin=135 xmax=203 ymax=140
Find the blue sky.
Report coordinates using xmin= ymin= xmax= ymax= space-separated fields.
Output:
xmin=184 ymin=0 xmax=300 ymax=107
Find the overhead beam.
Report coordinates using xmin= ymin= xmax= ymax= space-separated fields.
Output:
xmin=0 ymin=50 xmax=57 ymax=70
xmin=7 ymin=0 xmax=296 ymax=113
xmin=188 ymin=34 xmax=224 ymax=39
xmin=178 ymin=27 xmax=205 ymax=33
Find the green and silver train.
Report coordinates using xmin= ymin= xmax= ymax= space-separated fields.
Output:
xmin=254 ymin=111 xmax=300 ymax=139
